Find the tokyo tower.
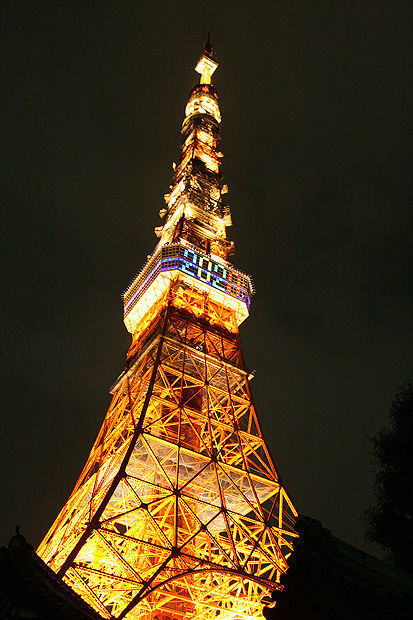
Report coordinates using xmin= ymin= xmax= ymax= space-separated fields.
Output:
xmin=37 ymin=40 xmax=298 ymax=619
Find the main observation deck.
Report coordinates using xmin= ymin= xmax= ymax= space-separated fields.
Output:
xmin=124 ymin=243 xmax=254 ymax=333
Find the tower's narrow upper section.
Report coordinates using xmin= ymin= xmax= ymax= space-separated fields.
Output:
xmin=123 ymin=41 xmax=253 ymax=336
xmin=155 ymin=38 xmax=233 ymax=262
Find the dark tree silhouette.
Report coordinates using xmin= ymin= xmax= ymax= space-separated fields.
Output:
xmin=363 ymin=382 xmax=413 ymax=573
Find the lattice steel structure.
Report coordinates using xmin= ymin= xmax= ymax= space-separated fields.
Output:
xmin=38 ymin=40 xmax=298 ymax=620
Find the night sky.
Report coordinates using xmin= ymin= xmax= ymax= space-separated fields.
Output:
xmin=1 ymin=1 xmax=411 ymax=560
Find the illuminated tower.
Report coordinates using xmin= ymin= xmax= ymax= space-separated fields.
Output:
xmin=37 ymin=41 xmax=298 ymax=620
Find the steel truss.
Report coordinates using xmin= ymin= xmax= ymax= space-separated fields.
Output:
xmin=38 ymin=298 xmax=297 ymax=619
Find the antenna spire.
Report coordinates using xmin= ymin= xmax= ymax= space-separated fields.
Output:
xmin=204 ymin=31 xmax=213 ymax=56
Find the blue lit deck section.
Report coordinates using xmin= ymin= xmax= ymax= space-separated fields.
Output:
xmin=123 ymin=243 xmax=254 ymax=333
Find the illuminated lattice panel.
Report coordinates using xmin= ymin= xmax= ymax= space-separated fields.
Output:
xmin=123 ymin=244 xmax=253 ymax=333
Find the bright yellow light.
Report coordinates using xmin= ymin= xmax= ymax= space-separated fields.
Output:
xmin=197 ymin=129 xmax=215 ymax=147
xmin=184 ymin=205 xmax=194 ymax=218
xmin=185 ymin=95 xmax=221 ymax=123
xmin=195 ymin=53 xmax=218 ymax=85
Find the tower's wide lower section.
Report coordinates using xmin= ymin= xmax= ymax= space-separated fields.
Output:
xmin=38 ymin=302 xmax=297 ymax=619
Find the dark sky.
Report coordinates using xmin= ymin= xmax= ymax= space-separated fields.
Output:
xmin=1 ymin=1 xmax=411 ymax=559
